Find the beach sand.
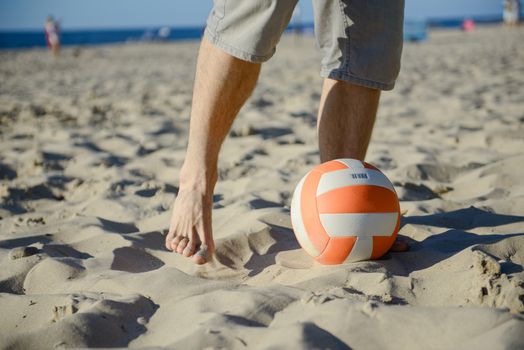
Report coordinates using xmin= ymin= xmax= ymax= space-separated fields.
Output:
xmin=1 ymin=25 xmax=523 ymax=349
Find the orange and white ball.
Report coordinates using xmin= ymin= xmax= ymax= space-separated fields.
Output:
xmin=290 ymin=158 xmax=400 ymax=264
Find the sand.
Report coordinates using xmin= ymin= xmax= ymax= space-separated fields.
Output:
xmin=1 ymin=25 xmax=523 ymax=349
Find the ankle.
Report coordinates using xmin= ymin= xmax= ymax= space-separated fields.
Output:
xmin=179 ymin=164 xmax=217 ymax=194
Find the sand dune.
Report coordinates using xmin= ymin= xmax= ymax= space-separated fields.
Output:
xmin=1 ymin=26 xmax=524 ymax=349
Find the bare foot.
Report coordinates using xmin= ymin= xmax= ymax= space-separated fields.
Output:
xmin=165 ymin=185 xmax=215 ymax=264
xmin=389 ymin=238 xmax=409 ymax=253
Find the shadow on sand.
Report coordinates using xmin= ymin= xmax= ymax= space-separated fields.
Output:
xmin=241 ymin=206 xmax=524 ymax=278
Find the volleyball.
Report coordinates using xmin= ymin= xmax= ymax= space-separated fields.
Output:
xmin=290 ymin=158 xmax=400 ymax=264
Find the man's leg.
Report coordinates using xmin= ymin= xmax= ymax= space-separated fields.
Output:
xmin=165 ymin=38 xmax=261 ymax=264
xmin=316 ymin=78 xmax=408 ymax=252
xmin=317 ymin=79 xmax=379 ymax=162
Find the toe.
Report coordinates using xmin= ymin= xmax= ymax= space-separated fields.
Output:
xmin=165 ymin=230 xmax=175 ymax=251
xmin=169 ymin=235 xmax=183 ymax=252
xmin=182 ymin=240 xmax=197 ymax=257
xmin=183 ymin=228 xmax=201 ymax=257
xmin=192 ymin=253 xmax=207 ymax=265
xmin=192 ymin=244 xmax=212 ymax=265
xmin=176 ymin=238 xmax=189 ymax=254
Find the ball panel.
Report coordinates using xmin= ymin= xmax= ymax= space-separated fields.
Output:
xmin=370 ymin=213 xmax=401 ymax=259
xmin=317 ymin=185 xmax=399 ymax=214
xmin=316 ymin=168 xmax=396 ymax=196
xmin=370 ymin=236 xmax=397 ymax=259
xmin=316 ymin=237 xmax=356 ymax=265
xmin=319 ymin=212 xmax=399 ymax=238
xmin=345 ymin=236 xmax=373 ymax=262
xmin=317 ymin=169 xmax=395 ymax=196
xmin=315 ymin=160 xmax=348 ymax=174
xmin=290 ymin=174 xmax=321 ymax=257
xmin=300 ymin=170 xmax=330 ymax=253
xmin=334 ymin=158 xmax=365 ymax=169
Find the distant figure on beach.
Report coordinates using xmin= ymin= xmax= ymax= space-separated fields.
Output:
xmin=164 ymin=0 xmax=409 ymax=264
xmin=462 ymin=18 xmax=475 ymax=32
xmin=44 ymin=16 xmax=60 ymax=57
xmin=503 ymin=0 xmax=520 ymax=26
xmin=158 ymin=26 xmax=171 ymax=41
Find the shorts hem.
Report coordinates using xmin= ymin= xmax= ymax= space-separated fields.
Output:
xmin=204 ymin=28 xmax=274 ymax=63
xmin=320 ymin=68 xmax=396 ymax=91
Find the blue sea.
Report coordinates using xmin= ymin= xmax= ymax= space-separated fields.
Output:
xmin=0 ymin=26 xmax=206 ymax=49
xmin=0 ymin=15 xmax=505 ymax=50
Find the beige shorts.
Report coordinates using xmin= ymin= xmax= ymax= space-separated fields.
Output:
xmin=205 ymin=0 xmax=405 ymax=90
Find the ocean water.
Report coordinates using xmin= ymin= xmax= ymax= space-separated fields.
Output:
xmin=0 ymin=15 xmax=507 ymax=50
xmin=427 ymin=14 xmax=503 ymax=27
xmin=0 ymin=26 xmax=206 ymax=49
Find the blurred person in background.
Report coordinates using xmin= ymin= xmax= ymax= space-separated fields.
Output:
xmin=44 ymin=16 xmax=60 ymax=57
xmin=503 ymin=0 xmax=520 ymax=26
xmin=462 ymin=18 xmax=475 ymax=31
